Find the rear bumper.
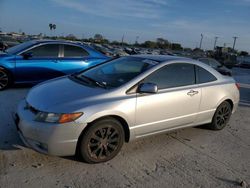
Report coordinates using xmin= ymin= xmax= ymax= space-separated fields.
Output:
xmin=15 ymin=100 xmax=86 ymax=156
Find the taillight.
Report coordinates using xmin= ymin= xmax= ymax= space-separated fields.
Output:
xmin=235 ymin=83 xmax=240 ymax=90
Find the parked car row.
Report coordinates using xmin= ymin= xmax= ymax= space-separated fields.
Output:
xmin=195 ymin=57 xmax=232 ymax=76
xmin=89 ymin=43 xmax=175 ymax=57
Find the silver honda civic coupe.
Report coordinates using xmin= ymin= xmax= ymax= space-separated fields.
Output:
xmin=15 ymin=55 xmax=239 ymax=163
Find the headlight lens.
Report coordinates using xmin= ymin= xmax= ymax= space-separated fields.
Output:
xmin=34 ymin=112 xmax=83 ymax=123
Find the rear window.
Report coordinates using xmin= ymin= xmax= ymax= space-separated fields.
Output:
xmin=196 ymin=66 xmax=217 ymax=83
xmin=64 ymin=45 xmax=89 ymax=57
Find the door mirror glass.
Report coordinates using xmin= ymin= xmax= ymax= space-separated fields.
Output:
xmin=138 ymin=83 xmax=158 ymax=94
xmin=22 ymin=52 xmax=33 ymax=59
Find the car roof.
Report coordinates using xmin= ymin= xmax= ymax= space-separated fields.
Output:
xmin=132 ymin=54 xmax=190 ymax=63
xmin=32 ymin=39 xmax=85 ymax=46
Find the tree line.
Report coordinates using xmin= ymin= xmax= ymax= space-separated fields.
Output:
xmin=48 ymin=33 xmax=184 ymax=50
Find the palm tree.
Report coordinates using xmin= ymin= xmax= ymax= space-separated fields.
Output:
xmin=49 ymin=23 xmax=53 ymax=31
xmin=49 ymin=23 xmax=56 ymax=37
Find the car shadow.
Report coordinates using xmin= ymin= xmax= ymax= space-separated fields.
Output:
xmin=11 ymin=83 xmax=34 ymax=89
xmin=0 ymin=124 xmax=26 ymax=151
xmin=0 ymin=88 xmax=29 ymax=151
xmin=216 ymin=177 xmax=241 ymax=186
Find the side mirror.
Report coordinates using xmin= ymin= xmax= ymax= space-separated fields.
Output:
xmin=22 ymin=52 xmax=33 ymax=60
xmin=138 ymin=83 xmax=158 ymax=94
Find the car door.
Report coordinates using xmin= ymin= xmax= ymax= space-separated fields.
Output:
xmin=134 ymin=63 xmax=201 ymax=137
xmin=57 ymin=44 xmax=102 ymax=74
xmin=15 ymin=43 xmax=61 ymax=83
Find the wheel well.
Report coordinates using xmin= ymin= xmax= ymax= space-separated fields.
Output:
xmin=225 ymin=99 xmax=233 ymax=110
xmin=92 ymin=116 xmax=130 ymax=142
xmin=77 ymin=115 xmax=130 ymax=145
xmin=0 ymin=66 xmax=13 ymax=82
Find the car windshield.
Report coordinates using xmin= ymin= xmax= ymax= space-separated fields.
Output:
xmin=74 ymin=56 xmax=159 ymax=88
xmin=6 ymin=41 xmax=36 ymax=54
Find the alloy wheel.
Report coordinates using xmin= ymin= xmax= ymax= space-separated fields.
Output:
xmin=0 ymin=69 xmax=9 ymax=90
xmin=87 ymin=126 xmax=120 ymax=160
xmin=215 ymin=104 xmax=231 ymax=128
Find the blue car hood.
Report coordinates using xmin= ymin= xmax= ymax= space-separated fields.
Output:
xmin=26 ymin=76 xmax=109 ymax=112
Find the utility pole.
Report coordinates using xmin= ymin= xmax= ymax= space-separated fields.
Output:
xmin=232 ymin=36 xmax=238 ymax=50
xmin=135 ymin=36 xmax=139 ymax=45
xmin=199 ymin=33 xmax=203 ymax=49
xmin=121 ymin=34 xmax=124 ymax=47
xmin=214 ymin=36 xmax=218 ymax=50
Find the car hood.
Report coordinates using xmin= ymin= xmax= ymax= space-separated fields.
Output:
xmin=26 ymin=76 xmax=111 ymax=113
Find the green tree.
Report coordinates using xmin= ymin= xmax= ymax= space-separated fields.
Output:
xmin=171 ymin=43 xmax=183 ymax=50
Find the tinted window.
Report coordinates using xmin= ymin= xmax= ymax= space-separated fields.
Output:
xmin=25 ymin=44 xmax=59 ymax=57
xmin=196 ymin=66 xmax=217 ymax=83
xmin=144 ymin=63 xmax=195 ymax=89
xmin=76 ymin=57 xmax=158 ymax=88
xmin=64 ymin=45 xmax=89 ymax=57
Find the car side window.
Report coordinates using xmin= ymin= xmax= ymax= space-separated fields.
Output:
xmin=144 ymin=63 xmax=196 ymax=89
xmin=196 ymin=66 xmax=217 ymax=84
xmin=63 ymin=45 xmax=89 ymax=57
xmin=24 ymin=44 xmax=59 ymax=57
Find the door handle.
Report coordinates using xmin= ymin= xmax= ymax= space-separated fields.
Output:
xmin=187 ymin=90 xmax=199 ymax=96
xmin=52 ymin=60 xmax=59 ymax=63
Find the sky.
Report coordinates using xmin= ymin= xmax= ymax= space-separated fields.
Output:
xmin=0 ymin=0 xmax=250 ymax=51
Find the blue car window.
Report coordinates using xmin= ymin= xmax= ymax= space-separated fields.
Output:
xmin=64 ymin=45 xmax=89 ymax=57
xmin=25 ymin=44 xmax=59 ymax=57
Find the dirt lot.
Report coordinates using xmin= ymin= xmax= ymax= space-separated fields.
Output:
xmin=0 ymin=69 xmax=250 ymax=188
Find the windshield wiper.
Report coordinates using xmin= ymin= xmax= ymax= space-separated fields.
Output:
xmin=80 ymin=75 xmax=107 ymax=89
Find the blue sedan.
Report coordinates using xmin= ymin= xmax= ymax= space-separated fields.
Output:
xmin=0 ymin=40 xmax=109 ymax=90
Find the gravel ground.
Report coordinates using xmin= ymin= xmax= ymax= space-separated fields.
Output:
xmin=0 ymin=68 xmax=250 ymax=188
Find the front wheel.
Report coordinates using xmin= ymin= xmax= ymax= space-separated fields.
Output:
xmin=78 ymin=118 xmax=125 ymax=163
xmin=0 ymin=68 xmax=11 ymax=90
xmin=210 ymin=101 xmax=232 ymax=130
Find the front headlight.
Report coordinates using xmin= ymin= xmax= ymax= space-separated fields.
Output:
xmin=34 ymin=112 xmax=83 ymax=123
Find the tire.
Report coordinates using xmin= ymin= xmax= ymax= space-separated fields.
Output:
xmin=78 ymin=118 xmax=125 ymax=163
xmin=0 ymin=68 xmax=11 ymax=91
xmin=210 ymin=101 xmax=232 ymax=130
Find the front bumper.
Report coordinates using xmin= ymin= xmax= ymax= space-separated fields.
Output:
xmin=15 ymin=100 xmax=87 ymax=156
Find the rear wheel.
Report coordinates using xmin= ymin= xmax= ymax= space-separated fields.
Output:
xmin=0 ymin=68 xmax=11 ymax=90
xmin=78 ymin=118 xmax=124 ymax=163
xmin=210 ymin=101 xmax=232 ymax=130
